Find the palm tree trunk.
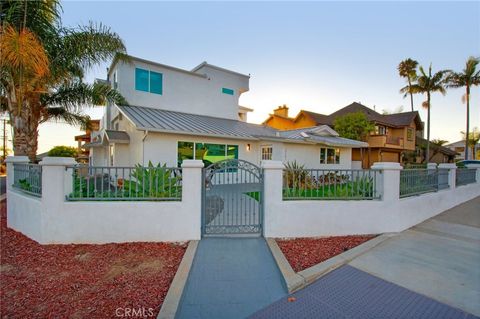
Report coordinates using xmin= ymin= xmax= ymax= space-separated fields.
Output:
xmin=408 ymin=78 xmax=414 ymax=112
xmin=425 ymin=92 xmax=431 ymax=163
xmin=465 ymin=86 xmax=470 ymax=160
xmin=12 ymin=109 xmax=40 ymax=163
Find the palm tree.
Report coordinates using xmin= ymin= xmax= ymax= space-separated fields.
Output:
xmin=401 ymin=64 xmax=449 ymax=162
xmin=0 ymin=0 xmax=128 ymax=161
xmin=447 ymin=57 xmax=480 ymax=161
xmin=398 ymin=58 xmax=419 ymax=111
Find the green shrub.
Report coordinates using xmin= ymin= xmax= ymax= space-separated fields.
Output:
xmin=48 ymin=146 xmax=78 ymax=158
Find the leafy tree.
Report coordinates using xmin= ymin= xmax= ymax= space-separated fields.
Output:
xmin=398 ymin=58 xmax=419 ymax=111
xmin=47 ymin=145 xmax=77 ymax=157
xmin=0 ymin=0 xmax=128 ymax=161
xmin=333 ymin=112 xmax=375 ymax=141
xmin=401 ymin=64 xmax=449 ymax=163
xmin=447 ymin=57 xmax=480 ymax=160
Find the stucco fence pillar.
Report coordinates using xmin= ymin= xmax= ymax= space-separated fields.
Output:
xmin=181 ymin=160 xmax=204 ymax=240
xmin=371 ymin=162 xmax=402 ymax=202
xmin=438 ymin=163 xmax=456 ymax=189
xmin=261 ymin=160 xmax=284 ymax=238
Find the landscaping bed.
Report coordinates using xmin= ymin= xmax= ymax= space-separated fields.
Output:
xmin=0 ymin=200 xmax=186 ymax=318
xmin=276 ymin=235 xmax=376 ymax=272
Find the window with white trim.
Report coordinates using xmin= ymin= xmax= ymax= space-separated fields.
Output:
xmin=261 ymin=145 xmax=273 ymax=160
xmin=320 ymin=147 xmax=340 ymax=164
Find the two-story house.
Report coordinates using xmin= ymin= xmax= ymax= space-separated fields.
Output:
xmin=85 ymin=55 xmax=367 ymax=169
xmin=263 ymin=102 xmax=424 ymax=168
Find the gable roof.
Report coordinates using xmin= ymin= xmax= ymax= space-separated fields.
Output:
xmin=300 ymin=102 xmax=424 ymax=130
xmin=117 ymin=105 xmax=367 ymax=148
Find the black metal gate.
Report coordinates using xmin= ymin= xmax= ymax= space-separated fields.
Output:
xmin=202 ymin=159 xmax=263 ymax=236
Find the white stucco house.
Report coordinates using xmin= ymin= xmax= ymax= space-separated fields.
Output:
xmin=86 ymin=55 xmax=367 ymax=168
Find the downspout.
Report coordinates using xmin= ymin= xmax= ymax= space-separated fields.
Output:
xmin=142 ymin=130 xmax=149 ymax=166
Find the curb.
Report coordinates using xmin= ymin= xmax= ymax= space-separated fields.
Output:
xmin=157 ymin=240 xmax=199 ymax=319
xmin=267 ymin=233 xmax=396 ymax=293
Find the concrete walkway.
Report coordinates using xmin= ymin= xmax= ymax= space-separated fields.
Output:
xmin=176 ymin=238 xmax=287 ymax=319
xmin=251 ymin=196 xmax=480 ymax=318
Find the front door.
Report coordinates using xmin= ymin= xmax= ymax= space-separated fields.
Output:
xmin=202 ymin=159 xmax=263 ymax=236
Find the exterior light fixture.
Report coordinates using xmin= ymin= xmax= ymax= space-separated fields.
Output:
xmin=246 ymin=144 xmax=251 ymax=151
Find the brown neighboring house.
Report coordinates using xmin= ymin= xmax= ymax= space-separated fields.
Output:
xmin=74 ymin=120 xmax=100 ymax=163
xmin=263 ymin=102 xmax=424 ymax=168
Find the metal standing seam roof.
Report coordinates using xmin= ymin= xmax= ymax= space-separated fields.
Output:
xmin=117 ymin=105 xmax=367 ymax=147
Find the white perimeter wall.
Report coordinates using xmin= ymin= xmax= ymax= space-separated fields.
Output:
xmin=262 ymin=161 xmax=480 ymax=238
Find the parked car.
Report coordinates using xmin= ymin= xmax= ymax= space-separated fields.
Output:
xmin=456 ymin=160 xmax=480 ymax=167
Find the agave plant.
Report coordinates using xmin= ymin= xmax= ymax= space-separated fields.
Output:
xmin=283 ymin=161 xmax=313 ymax=190
xmin=123 ymin=161 xmax=182 ymax=198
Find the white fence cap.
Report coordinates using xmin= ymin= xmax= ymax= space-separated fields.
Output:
xmin=39 ymin=157 xmax=77 ymax=166
xmin=261 ymin=160 xmax=284 ymax=169
xmin=5 ymin=156 xmax=29 ymax=163
xmin=438 ymin=163 xmax=457 ymax=169
xmin=181 ymin=160 xmax=204 ymax=168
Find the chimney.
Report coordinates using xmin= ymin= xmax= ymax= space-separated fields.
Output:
xmin=273 ymin=104 xmax=289 ymax=118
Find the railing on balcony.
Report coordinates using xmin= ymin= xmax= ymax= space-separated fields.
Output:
xmin=12 ymin=163 xmax=42 ymax=197
xmin=399 ymin=169 xmax=449 ymax=198
xmin=66 ymin=165 xmax=182 ymax=201
xmin=283 ymin=169 xmax=380 ymax=200
xmin=386 ymin=136 xmax=404 ymax=146
xmin=456 ymin=168 xmax=476 ymax=186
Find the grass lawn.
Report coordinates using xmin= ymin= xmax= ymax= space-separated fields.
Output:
xmin=276 ymin=235 xmax=377 ymax=272
xmin=0 ymin=200 xmax=186 ymax=318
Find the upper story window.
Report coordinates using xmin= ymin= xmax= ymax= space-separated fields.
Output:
xmin=320 ymin=147 xmax=340 ymax=164
xmin=113 ymin=71 xmax=118 ymax=89
xmin=135 ymin=68 xmax=163 ymax=95
xmin=373 ymin=125 xmax=387 ymax=135
xmin=261 ymin=146 xmax=273 ymax=160
xmin=222 ymin=87 xmax=234 ymax=95
xmin=407 ymin=128 xmax=414 ymax=141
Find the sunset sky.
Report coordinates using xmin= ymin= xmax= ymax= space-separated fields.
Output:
xmin=34 ymin=1 xmax=480 ymax=153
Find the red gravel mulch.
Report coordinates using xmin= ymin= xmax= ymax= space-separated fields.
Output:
xmin=277 ymin=235 xmax=376 ymax=273
xmin=0 ymin=200 xmax=187 ymax=318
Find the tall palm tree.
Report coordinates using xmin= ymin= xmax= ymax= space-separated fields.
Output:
xmin=447 ymin=57 xmax=480 ymax=161
xmin=398 ymin=58 xmax=419 ymax=111
xmin=401 ymin=64 xmax=449 ymax=162
xmin=0 ymin=0 xmax=128 ymax=161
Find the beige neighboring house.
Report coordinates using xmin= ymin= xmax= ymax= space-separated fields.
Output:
xmin=445 ymin=140 xmax=480 ymax=161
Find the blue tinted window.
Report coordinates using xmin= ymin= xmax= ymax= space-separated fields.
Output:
xmin=222 ymin=88 xmax=234 ymax=95
xmin=150 ymin=71 xmax=163 ymax=95
xmin=135 ymin=68 xmax=149 ymax=92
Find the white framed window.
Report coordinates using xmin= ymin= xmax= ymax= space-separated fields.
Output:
xmin=261 ymin=145 xmax=273 ymax=160
xmin=320 ymin=147 xmax=340 ymax=164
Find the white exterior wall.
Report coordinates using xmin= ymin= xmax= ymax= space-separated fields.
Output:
xmin=262 ymin=161 xmax=480 ymax=238
xmin=112 ymin=60 xmax=249 ymax=120
xmin=6 ymin=157 xmax=204 ymax=244
xmin=6 ymin=157 xmax=480 ymax=244
xmin=283 ymin=143 xmax=352 ymax=169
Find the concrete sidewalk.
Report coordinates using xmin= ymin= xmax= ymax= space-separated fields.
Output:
xmin=176 ymin=238 xmax=287 ymax=319
xmin=251 ymin=196 xmax=480 ymax=318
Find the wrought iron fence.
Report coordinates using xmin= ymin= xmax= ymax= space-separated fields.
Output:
xmin=399 ymin=169 xmax=449 ymax=198
xmin=67 ymin=164 xmax=182 ymax=201
xmin=456 ymin=168 xmax=477 ymax=186
xmin=403 ymin=163 xmax=427 ymax=169
xmin=13 ymin=163 xmax=42 ymax=197
xmin=283 ymin=169 xmax=380 ymax=200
